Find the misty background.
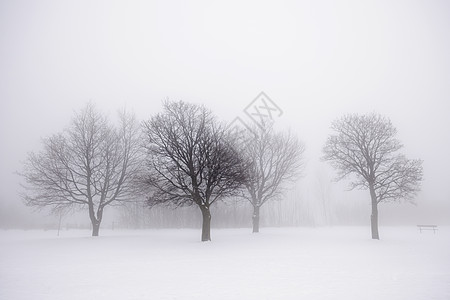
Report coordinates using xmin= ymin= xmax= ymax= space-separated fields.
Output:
xmin=1 ymin=0 xmax=449 ymax=229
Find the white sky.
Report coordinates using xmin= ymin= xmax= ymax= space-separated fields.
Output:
xmin=1 ymin=0 xmax=449 ymax=223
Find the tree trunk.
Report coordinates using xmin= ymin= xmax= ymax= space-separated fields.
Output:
xmin=200 ymin=206 xmax=211 ymax=242
xmin=370 ymin=206 xmax=379 ymax=240
xmin=252 ymin=205 xmax=260 ymax=233
xmin=369 ymin=186 xmax=380 ymax=240
xmin=57 ymin=212 xmax=63 ymax=237
xmin=88 ymin=204 xmax=102 ymax=237
xmin=92 ymin=221 xmax=100 ymax=236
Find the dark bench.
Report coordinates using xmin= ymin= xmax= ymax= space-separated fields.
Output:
xmin=417 ymin=225 xmax=438 ymax=233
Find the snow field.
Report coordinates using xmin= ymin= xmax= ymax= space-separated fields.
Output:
xmin=1 ymin=227 xmax=449 ymax=300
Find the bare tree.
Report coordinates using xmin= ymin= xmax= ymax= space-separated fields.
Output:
xmin=322 ymin=113 xmax=423 ymax=239
xmin=21 ymin=103 xmax=142 ymax=236
xmin=239 ymin=122 xmax=305 ymax=233
xmin=141 ymin=100 xmax=248 ymax=241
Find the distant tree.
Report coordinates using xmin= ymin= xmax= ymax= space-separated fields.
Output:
xmin=119 ymin=200 xmax=147 ymax=229
xmin=239 ymin=122 xmax=305 ymax=233
xmin=314 ymin=167 xmax=334 ymax=225
xmin=323 ymin=113 xmax=423 ymax=239
xmin=141 ymin=100 xmax=248 ymax=241
xmin=21 ymin=103 xmax=142 ymax=236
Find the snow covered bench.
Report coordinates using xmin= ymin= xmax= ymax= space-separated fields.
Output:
xmin=417 ymin=225 xmax=438 ymax=233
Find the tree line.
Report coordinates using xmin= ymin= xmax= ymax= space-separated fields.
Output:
xmin=20 ymin=100 xmax=423 ymax=241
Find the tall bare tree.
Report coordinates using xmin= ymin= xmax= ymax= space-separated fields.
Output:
xmin=21 ymin=103 xmax=142 ymax=236
xmin=323 ymin=113 xmax=423 ymax=239
xmin=142 ymin=100 xmax=248 ymax=241
xmin=239 ymin=122 xmax=305 ymax=233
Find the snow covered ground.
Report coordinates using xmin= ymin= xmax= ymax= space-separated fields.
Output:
xmin=1 ymin=226 xmax=449 ymax=300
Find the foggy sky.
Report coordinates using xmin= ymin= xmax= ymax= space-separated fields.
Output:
xmin=1 ymin=0 xmax=449 ymax=225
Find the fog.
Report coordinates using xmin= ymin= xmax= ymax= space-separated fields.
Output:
xmin=1 ymin=0 xmax=449 ymax=229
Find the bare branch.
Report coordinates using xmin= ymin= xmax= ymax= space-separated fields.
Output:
xmin=322 ymin=113 xmax=423 ymax=204
xmin=141 ymin=100 xmax=248 ymax=209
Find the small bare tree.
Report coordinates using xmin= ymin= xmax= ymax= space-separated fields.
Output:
xmin=21 ymin=103 xmax=142 ymax=236
xmin=323 ymin=113 xmax=423 ymax=239
xmin=142 ymin=100 xmax=248 ymax=241
xmin=239 ymin=122 xmax=305 ymax=233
